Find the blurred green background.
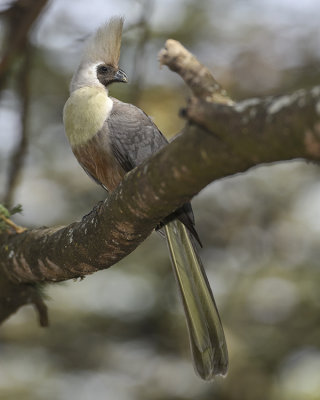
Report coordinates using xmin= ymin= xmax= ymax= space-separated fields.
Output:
xmin=1 ymin=0 xmax=320 ymax=399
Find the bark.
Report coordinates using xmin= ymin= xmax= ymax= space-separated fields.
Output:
xmin=1 ymin=40 xmax=320 ymax=325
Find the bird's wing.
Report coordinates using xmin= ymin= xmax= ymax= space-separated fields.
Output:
xmin=105 ymin=98 xmax=199 ymax=243
xmin=107 ymin=97 xmax=168 ymax=171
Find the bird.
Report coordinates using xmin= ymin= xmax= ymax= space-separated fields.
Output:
xmin=63 ymin=17 xmax=228 ymax=380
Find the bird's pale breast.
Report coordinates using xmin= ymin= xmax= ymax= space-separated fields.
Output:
xmin=63 ymin=86 xmax=113 ymax=147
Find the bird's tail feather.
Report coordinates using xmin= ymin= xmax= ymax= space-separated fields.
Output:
xmin=164 ymin=220 xmax=228 ymax=380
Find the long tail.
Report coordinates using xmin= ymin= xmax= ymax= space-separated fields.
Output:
xmin=164 ymin=220 xmax=228 ymax=380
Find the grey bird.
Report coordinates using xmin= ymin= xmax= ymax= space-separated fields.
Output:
xmin=63 ymin=17 xmax=228 ymax=380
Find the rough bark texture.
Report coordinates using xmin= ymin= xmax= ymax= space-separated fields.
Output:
xmin=1 ymin=40 xmax=320 ymax=325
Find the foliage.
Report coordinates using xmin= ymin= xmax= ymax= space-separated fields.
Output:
xmin=0 ymin=203 xmax=23 ymax=233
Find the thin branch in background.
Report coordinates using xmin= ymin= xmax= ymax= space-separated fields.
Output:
xmin=127 ymin=0 xmax=154 ymax=105
xmin=0 ymin=0 xmax=48 ymax=91
xmin=3 ymin=44 xmax=31 ymax=207
xmin=0 ymin=0 xmax=49 ymax=205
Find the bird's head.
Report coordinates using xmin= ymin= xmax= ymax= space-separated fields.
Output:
xmin=96 ymin=63 xmax=127 ymax=87
xmin=70 ymin=17 xmax=127 ymax=92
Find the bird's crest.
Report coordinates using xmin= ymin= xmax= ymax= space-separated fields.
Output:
xmin=82 ymin=17 xmax=124 ymax=67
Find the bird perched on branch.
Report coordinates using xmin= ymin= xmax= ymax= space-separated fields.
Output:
xmin=63 ymin=17 xmax=228 ymax=380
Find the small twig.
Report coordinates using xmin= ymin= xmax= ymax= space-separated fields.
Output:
xmin=30 ymin=290 xmax=49 ymax=327
xmin=159 ymin=39 xmax=234 ymax=105
xmin=0 ymin=214 xmax=26 ymax=234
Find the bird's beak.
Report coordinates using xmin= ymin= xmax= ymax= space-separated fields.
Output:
xmin=114 ymin=68 xmax=128 ymax=83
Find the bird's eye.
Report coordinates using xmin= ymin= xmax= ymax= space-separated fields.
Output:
xmin=97 ymin=65 xmax=110 ymax=74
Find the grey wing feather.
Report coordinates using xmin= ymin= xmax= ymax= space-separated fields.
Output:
xmin=107 ymin=97 xmax=168 ymax=171
xmin=107 ymin=97 xmax=200 ymax=245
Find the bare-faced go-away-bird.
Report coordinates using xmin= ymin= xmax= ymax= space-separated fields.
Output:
xmin=63 ymin=17 xmax=228 ymax=380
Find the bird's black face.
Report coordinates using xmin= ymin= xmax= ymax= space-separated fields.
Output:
xmin=96 ymin=64 xmax=128 ymax=87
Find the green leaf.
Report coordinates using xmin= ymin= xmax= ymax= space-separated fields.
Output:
xmin=10 ymin=204 xmax=23 ymax=215
xmin=0 ymin=204 xmax=10 ymax=218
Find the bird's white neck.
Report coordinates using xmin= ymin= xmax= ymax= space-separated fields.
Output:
xmin=70 ymin=61 xmax=107 ymax=93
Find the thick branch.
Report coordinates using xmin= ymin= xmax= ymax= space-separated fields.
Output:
xmin=1 ymin=84 xmax=320 ymax=285
xmin=187 ymin=88 xmax=320 ymax=164
xmin=0 ymin=124 xmax=236 ymax=284
xmin=159 ymin=39 xmax=320 ymax=164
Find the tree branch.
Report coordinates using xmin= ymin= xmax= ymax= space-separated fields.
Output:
xmin=159 ymin=39 xmax=320 ymax=164
xmin=1 ymin=39 xmax=320 ymax=325
xmin=159 ymin=39 xmax=234 ymax=105
xmin=3 ymin=44 xmax=32 ymax=206
xmin=0 ymin=0 xmax=48 ymax=91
